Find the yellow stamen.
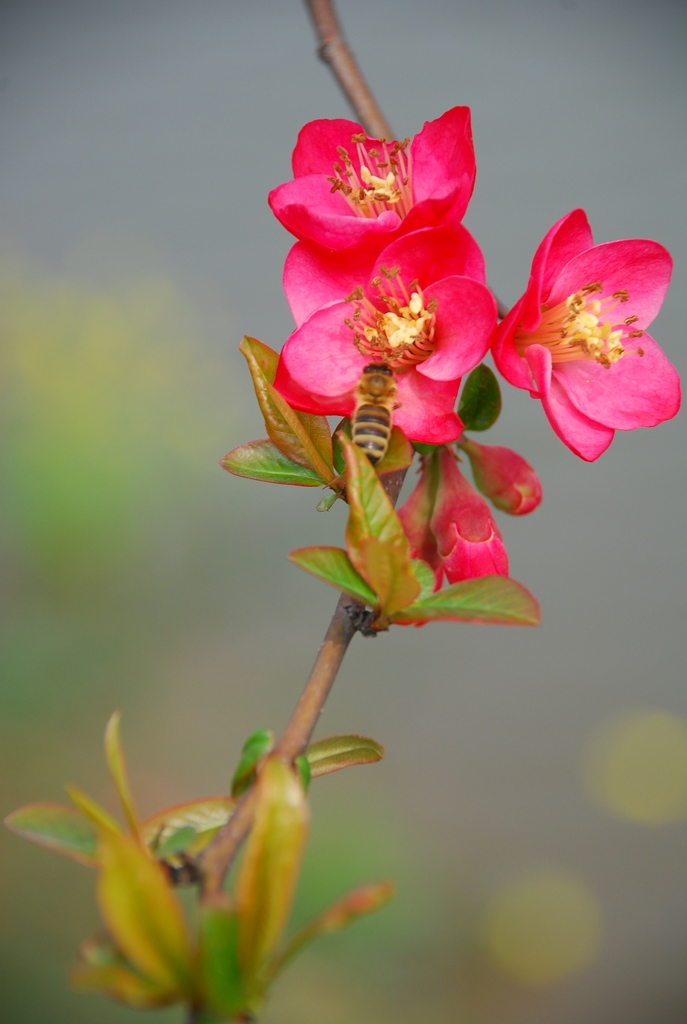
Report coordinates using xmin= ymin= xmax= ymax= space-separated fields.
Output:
xmin=345 ymin=273 xmax=436 ymax=369
xmin=515 ymin=283 xmax=644 ymax=369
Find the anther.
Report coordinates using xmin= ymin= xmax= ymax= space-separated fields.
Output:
xmin=613 ymin=289 xmax=630 ymax=302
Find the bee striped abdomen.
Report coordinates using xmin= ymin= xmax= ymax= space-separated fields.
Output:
xmin=352 ymin=403 xmax=392 ymax=465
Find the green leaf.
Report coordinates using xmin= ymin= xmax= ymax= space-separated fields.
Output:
xmin=221 ymin=440 xmax=324 ymax=487
xmin=355 ymin=536 xmax=420 ymax=620
xmin=412 ymin=441 xmax=438 ymax=456
xmin=71 ymin=932 xmax=178 ymax=1009
xmin=235 ymin=759 xmax=309 ymax=992
xmin=334 ymin=420 xmax=412 ymax=477
xmin=288 ymin=546 xmax=378 ymax=607
xmin=391 ymin=575 xmax=541 ymax=626
xmin=343 ymin=439 xmax=420 ymax=618
xmin=411 ymin=559 xmax=436 ymax=601
xmin=376 ymin=426 xmax=413 ymax=475
xmin=97 ymin=830 xmax=194 ymax=996
xmin=241 ymin=336 xmax=279 ymax=384
xmin=316 ymin=491 xmax=340 ymax=512
xmin=198 ymin=898 xmax=245 ymax=1016
xmin=239 ymin=337 xmax=333 ymax=480
xmin=66 ymin=785 xmax=123 ymax=836
xmin=268 ymin=881 xmax=395 ymax=981
xmin=305 ymin=735 xmax=385 ymax=778
xmin=104 ymin=711 xmax=140 ymax=839
xmin=458 ymin=363 xmax=502 ymax=431
xmin=344 ymin=436 xmax=410 ymax=549
xmin=5 ymin=802 xmax=98 ymax=866
xmin=295 ymin=755 xmax=311 ymax=791
xmin=155 ymin=826 xmax=197 ymax=859
xmin=141 ymin=797 xmax=236 ymax=858
xmin=232 ymin=728 xmax=275 ymax=798
xmin=332 ymin=418 xmax=350 ymax=475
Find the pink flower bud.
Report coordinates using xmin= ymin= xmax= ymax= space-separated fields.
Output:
xmin=460 ymin=438 xmax=542 ymax=515
xmin=397 ymin=457 xmax=442 ymax=587
xmin=430 ymin=448 xmax=509 ymax=583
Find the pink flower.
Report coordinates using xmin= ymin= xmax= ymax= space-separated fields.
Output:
xmin=398 ymin=448 xmax=509 ymax=585
xmin=274 ymin=224 xmax=497 ymax=445
xmin=493 ymin=209 xmax=681 ymax=461
xmin=459 ymin=438 xmax=542 ymax=515
xmin=268 ymin=107 xmax=476 ymax=250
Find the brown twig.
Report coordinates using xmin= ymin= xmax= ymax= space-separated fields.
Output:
xmin=200 ymin=466 xmax=407 ymax=894
xmin=303 ymin=0 xmax=393 ymax=139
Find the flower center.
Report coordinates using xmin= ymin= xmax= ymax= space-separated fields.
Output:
xmin=344 ymin=266 xmax=437 ymax=369
xmin=515 ymin=282 xmax=645 ymax=368
xmin=328 ymin=134 xmax=412 ymax=220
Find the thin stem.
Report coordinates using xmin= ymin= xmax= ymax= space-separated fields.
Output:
xmin=199 ymin=466 xmax=408 ymax=894
xmin=303 ymin=0 xmax=393 ymax=139
xmin=275 ymin=592 xmax=357 ymax=760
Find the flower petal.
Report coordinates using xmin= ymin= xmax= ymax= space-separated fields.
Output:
xmin=417 ymin=276 xmax=496 ymax=381
xmin=521 ymin=209 xmax=593 ymax=330
xmin=554 ymin=335 xmax=681 ymax=430
xmin=291 ymin=118 xmax=365 ymax=176
xmin=526 ymin=345 xmax=614 ymax=460
xmin=547 ymin=239 xmax=673 ymax=328
xmin=410 ymin=106 xmax=476 ymax=219
xmin=491 ymin=293 xmax=535 ymax=390
xmin=393 ymin=371 xmax=462 ymax=444
xmin=269 ymin=175 xmax=401 ymax=249
xmin=284 ymin=242 xmax=377 ymax=327
xmin=372 ymin=223 xmax=486 ymax=290
xmin=277 ymin=303 xmax=365 ymax=402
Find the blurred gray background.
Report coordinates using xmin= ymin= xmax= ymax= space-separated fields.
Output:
xmin=1 ymin=1 xmax=686 ymax=1021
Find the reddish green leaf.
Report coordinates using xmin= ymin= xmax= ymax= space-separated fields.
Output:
xmin=104 ymin=711 xmax=140 ymax=839
xmin=66 ymin=785 xmax=123 ymax=836
xmin=305 ymin=735 xmax=384 ymax=778
xmin=232 ymin=728 xmax=274 ymax=798
xmin=356 ymin=536 xmax=420 ymax=620
xmin=221 ymin=440 xmax=324 ymax=487
xmin=141 ymin=797 xmax=235 ymax=857
xmin=288 ymin=546 xmax=378 ymax=607
xmin=5 ymin=802 xmax=98 ymax=866
xmin=342 ymin=439 xmax=419 ymax=618
xmin=411 ymin=559 xmax=436 ymax=601
xmin=391 ymin=575 xmax=541 ymax=626
xmin=97 ymin=830 xmax=194 ymax=996
xmin=71 ymin=932 xmax=178 ymax=1008
xmin=376 ymin=426 xmax=413 ymax=475
xmin=235 ymin=759 xmax=309 ymax=991
xmin=269 ymin=881 xmax=395 ymax=980
xmin=344 ymin=436 xmax=412 ymax=550
xmin=197 ymin=897 xmax=245 ymax=1016
xmin=239 ymin=337 xmax=333 ymax=480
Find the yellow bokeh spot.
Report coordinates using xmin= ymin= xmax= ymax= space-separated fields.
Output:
xmin=584 ymin=711 xmax=687 ymax=824
xmin=482 ymin=871 xmax=602 ymax=987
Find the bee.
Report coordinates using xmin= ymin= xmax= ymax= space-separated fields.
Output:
xmin=352 ymin=363 xmax=397 ymax=465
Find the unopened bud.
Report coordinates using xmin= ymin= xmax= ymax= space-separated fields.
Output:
xmin=460 ymin=438 xmax=542 ymax=515
xmin=430 ymin=448 xmax=509 ymax=583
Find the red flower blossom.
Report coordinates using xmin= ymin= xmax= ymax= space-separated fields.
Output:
xmin=398 ymin=448 xmax=509 ymax=585
xmin=268 ymin=107 xmax=476 ymax=250
xmin=274 ymin=225 xmax=496 ymax=444
xmin=493 ymin=209 xmax=681 ymax=461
